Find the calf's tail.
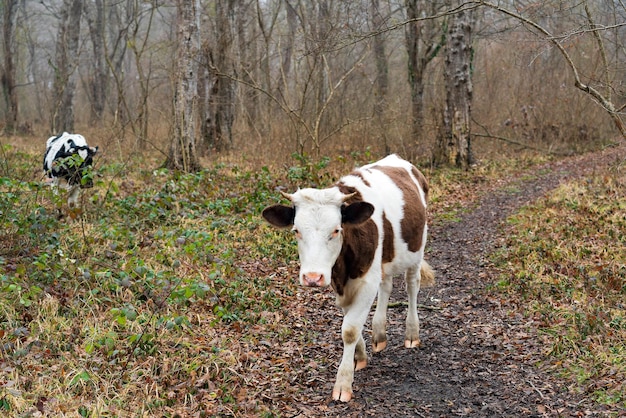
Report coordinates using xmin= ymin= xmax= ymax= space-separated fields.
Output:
xmin=420 ymin=260 xmax=435 ymax=288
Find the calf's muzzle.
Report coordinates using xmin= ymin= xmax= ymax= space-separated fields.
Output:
xmin=302 ymin=272 xmax=325 ymax=287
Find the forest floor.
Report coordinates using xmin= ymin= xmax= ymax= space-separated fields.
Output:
xmin=2 ymin=138 xmax=625 ymax=417
xmin=267 ymin=141 xmax=626 ymax=417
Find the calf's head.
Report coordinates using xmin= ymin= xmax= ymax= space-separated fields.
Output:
xmin=262 ymin=188 xmax=374 ymax=287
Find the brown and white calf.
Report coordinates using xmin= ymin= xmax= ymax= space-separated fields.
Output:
xmin=262 ymin=154 xmax=434 ymax=402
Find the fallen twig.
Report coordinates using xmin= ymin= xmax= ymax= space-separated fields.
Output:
xmin=372 ymin=301 xmax=442 ymax=310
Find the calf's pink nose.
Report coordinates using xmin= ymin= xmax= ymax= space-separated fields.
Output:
xmin=303 ymin=272 xmax=324 ymax=287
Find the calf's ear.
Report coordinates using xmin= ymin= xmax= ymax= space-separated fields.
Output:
xmin=89 ymin=146 xmax=98 ymax=155
xmin=262 ymin=204 xmax=295 ymax=228
xmin=342 ymin=201 xmax=374 ymax=225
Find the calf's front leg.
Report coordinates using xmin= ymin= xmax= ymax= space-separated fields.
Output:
xmin=332 ymin=323 xmax=360 ymax=402
xmin=371 ymin=273 xmax=393 ymax=352
xmin=332 ymin=286 xmax=376 ymax=402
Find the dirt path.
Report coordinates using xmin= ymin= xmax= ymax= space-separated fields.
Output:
xmin=286 ymin=142 xmax=626 ymax=417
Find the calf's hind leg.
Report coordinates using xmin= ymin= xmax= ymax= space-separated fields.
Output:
xmin=404 ymin=264 xmax=422 ymax=348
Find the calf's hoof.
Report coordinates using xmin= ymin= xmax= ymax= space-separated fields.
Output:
xmin=372 ymin=339 xmax=387 ymax=353
xmin=332 ymin=387 xmax=353 ymax=402
xmin=355 ymin=359 xmax=367 ymax=371
xmin=404 ymin=338 xmax=421 ymax=348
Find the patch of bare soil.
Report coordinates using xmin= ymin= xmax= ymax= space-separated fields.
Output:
xmin=273 ymin=142 xmax=626 ymax=417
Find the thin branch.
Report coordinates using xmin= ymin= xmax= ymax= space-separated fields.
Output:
xmin=472 ymin=118 xmax=573 ymax=156
xmin=473 ymin=133 xmax=572 ymax=156
xmin=313 ymin=50 xmax=370 ymax=150
xmin=372 ymin=301 xmax=442 ymax=310
xmin=584 ymin=0 xmax=611 ymax=101
xmin=311 ymin=2 xmax=482 ymax=55
xmin=473 ymin=0 xmax=626 ymax=138
xmin=546 ymin=22 xmax=626 ymax=42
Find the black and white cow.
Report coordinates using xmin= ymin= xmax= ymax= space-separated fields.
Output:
xmin=43 ymin=132 xmax=98 ymax=207
xmin=262 ymin=154 xmax=434 ymax=402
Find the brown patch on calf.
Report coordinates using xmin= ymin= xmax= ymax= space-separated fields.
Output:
xmin=411 ymin=167 xmax=429 ymax=199
xmin=331 ymin=220 xmax=378 ymax=297
xmin=331 ymin=179 xmax=379 ymax=299
xmin=342 ymin=326 xmax=359 ymax=345
xmin=382 ymin=213 xmax=394 ymax=263
xmin=349 ymin=170 xmax=371 ymax=188
xmin=336 ymin=183 xmax=361 ymax=203
xmin=374 ymin=166 xmax=426 ymax=253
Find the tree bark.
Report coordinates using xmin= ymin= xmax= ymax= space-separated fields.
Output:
xmin=371 ymin=0 xmax=390 ymax=152
xmin=405 ymin=0 xmax=447 ymax=155
xmin=2 ymin=0 xmax=19 ymax=134
xmin=166 ymin=0 xmax=201 ymax=172
xmin=51 ymin=0 xmax=83 ymax=133
xmin=201 ymin=0 xmax=236 ymax=153
xmin=236 ymin=1 xmax=258 ymax=129
xmin=103 ymin=0 xmax=131 ymax=131
xmin=437 ymin=3 xmax=474 ymax=168
xmin=85 ymin=0 xmax=107 ymax=125
xmin=315 ymin=0 xmax=330 ymax=142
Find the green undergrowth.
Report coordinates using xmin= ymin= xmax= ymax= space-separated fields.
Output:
xmin=494 ymin=162 xmax=626 ymax=407
xmin=0 ymin=148 xmax=306 ymax=416
xmin=0 ymin=143 xmax=601 ymax=416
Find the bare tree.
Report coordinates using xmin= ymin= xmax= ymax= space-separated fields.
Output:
xmin=2 ymin=0 xmax=19 ymax=134
xmin=371 ymin=0 xmax=390 ymax=152
xmin=51 ymin=0 xmax=83 ymax=133
xmin=84 ymin=0 xmax=107 ymax=125
xmin=280 ymin=0 xmax=298 ymax=96
xmin=103 ymin=0 xmax=131 ymax=130
xmin=166 ymin=0 xmax=201 ymax=172
xmin=200 ymin=0 xmax=236 ymax=153
xmin=235 ymin=0 xmax=259 ymax=130
xmin=255 ymin=0 xmax=281 ymax=137
xmin=404 ymin=0 xmax=449 ymax=154
xmin=126 ymin=0 xmax=159 ymax=145
xmin=436 ymin=2 xmax=474 ymax=168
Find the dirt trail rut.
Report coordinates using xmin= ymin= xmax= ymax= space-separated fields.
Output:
xmin=299 ymin=142 xmax=626 ymax=417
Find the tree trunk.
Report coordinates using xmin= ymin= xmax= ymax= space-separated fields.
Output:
xmin=405 ymin=0 xmax=423 ymax=147
xmin=371 ymin=0 xmax=389 ymax=153
xmin=85 ymin=0 xmax=107 ymax=125
xmin=281 ymin=1 xmax=297 ymax=94
xmin=166 ymin=0 xmax=201 ymax=172
xmin=315 ymin=0 xmax=330 ymax=145
xmin=237 ymin=1 xmax=258 ymax=129
xmin=201 ymin=0 xmax=236 ymax=153
xmin=2 ymin=0 xmax=19 ymax=134
xmin=405 ymin=0 xmax=447 ymax=156
xmin=51 ymin=0 xmax=83 ymax=133
xmin=438 ymin=4 xmax=474 ymax=168
xmin=104 ymin=0 xmax=131 ymax=131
